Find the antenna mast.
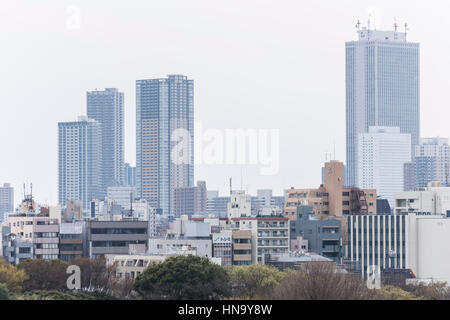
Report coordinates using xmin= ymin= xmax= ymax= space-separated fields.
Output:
xmin=404 ymin=23 xmax=409 ymax=42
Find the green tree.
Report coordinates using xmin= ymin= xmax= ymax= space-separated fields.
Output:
xmin=17 ymin=259 xmax=68 ymax=291
xmin=134 ymin=255 xmax=231 ymax=300
xmin=228 ymin=264 xmax=293 ymax=299
xmin=0 ymin=283 xmax=10 ymax=300
xmin=0 ymin=259 xmax=28 ymax=293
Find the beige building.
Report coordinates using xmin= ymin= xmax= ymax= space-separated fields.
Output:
xmin=232 ymin=229 xmax=252 ymax=266
xmin=284 ymin=161 xmax=376 ymax=220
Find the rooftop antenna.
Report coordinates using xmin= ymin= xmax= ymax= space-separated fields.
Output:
xmin=130 ymin=192 xmax=133 ymax=217
xmin=229 ymin=177 xmax=232 ymax=196
xmin=394 ymin=17 xmax=398 ymax=32
xmin=367 ymin=17 xmax=371 ymax=40
xmin=404 ymin=23 xmax=409 ymax=42
xmin=356 ymin=19 xmax=361 ymax=30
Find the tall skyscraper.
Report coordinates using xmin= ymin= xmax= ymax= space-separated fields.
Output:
xmin=358 ymin=126 xmax=411 ymax=207
xmin=346 ymin=26 xmax=420 ymax=187
xmin=136 ymin=75 xmax=194 ymax=215
xmin=58 ymin=116 xmax=102 ymax=210
xmin=87 ymin=88 xmax=124 ymax=193
xmin=0 ymin=183 xmax=14 ymax=222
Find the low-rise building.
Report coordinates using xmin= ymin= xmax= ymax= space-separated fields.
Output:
xmin=290 ymin=205 xmax=343 ymax=263
xmin=231 ymin=216 xmax=290 ymax=264
xmin=85 ymin=220 xmax=149 ymax=258
xmin=59 ymin=222 xmax=86 ymax=261
xmin=346 ymin=212 xmax=450 ymax=283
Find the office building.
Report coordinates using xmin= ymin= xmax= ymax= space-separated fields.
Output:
xmin=85 ymin=220 xmax=149 ymax=258
xmin=206 ymin=191 xmax=230 ymax=218
xmin=394 ymin=182 xmax=450 ymax=215
xmin=173 ymin=181 xmax=207 ymax=217
xmin=59 ymin=222 xmax=85 ymax=261
xmin=0 ymin=183 xmax=13 ymax=222
xmin=346 ymin=26 xmax=420 ymax=187
xmin=290 ymin=206 xmax=342 ymax=263
xmin=58 ymin=116 xmax=102 ymax=210
xmin=136 ymin=75 xmax=194 ymax=215
xmin=107 ymin=186 xmax=137 ymax=209
xmin=358 ymin=126 xmax=411 ymax=207
xmin=212 ymin=230 xmax=232 ymax=266
xmin=405 ymin=138 xmax=450 ymax=190
xmin=347 ymin=212 xmax=450 ymax=283
xmin=87 ymin=88 xmax=124 ymax=192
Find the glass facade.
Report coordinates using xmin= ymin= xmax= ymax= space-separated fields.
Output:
xmin=346 ymin=30 xmax=420 ymax=187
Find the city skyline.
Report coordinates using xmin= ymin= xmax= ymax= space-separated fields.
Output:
xmin=2 ymin=1 xmax=450 ymax=206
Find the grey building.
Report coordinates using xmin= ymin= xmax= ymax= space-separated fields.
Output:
xmin=206 ymin=191 xmax=230 ymax=218
xmin=87 ymin=88 xmax=125 ymax=193
xmin=290 ymin=205 xmax=342 ymax=263
xmin=124 ymin=163 xmax=136 ymax=187
xmin=0 ymin=183 xmax=13 ymax=222
xmin=406 ymin=138 xmax=450 ymax=190
xmin=136 ymin=75 xmax=194 ymax=216
xmin=346 ymin=27 xmax=420 ymax=187
xmin=173 ymin=181 xmax=207 ymax=217
xmin=58 ymin=116 xmax=103 ymax=210
xmin=1 ymin=226 xmax=33 ymax=266
xmin=251 ymin=190 xmax=284 ymax=216
xmin=85 ymin=220 xmax=149 ymax=258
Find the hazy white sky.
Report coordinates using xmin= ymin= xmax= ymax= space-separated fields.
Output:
xmin=1 ymin=0 xmax=449 ymax=206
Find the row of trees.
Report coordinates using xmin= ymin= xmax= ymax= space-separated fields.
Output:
xmin=2 ymin=255 xmax=450 ymax=300
xmin=0 ymin=257 xmax=133 ymax=300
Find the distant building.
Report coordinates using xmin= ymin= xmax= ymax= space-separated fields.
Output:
xmin=136 ymin=75 xmax=194 ymax=215
xmin=107 ymin=186 xmax=137 ymax=209
xmin=85 ymin=220 xmax=149 ymax=258
xmin=64 ymin=200 xmax=83 ymax=222
xmin=58 ymin=116 xmax=103 ymax=210
xmin=0 ymin=183 xmax=13 ymax=222
xmin=173 ymin=181 xmax=207 ymax=217
xmin=87 ymin=88 xmax=124 ymax=192
xmin=346 ymin=27 xmax=420 ymax=187
xmin=346 ymin=212 xmax=450 ymax=283
xmin=231 ymin=216 xmax=289 ymax=264
xmin=232 ymin=229 xmax=252 ymax=266
xmin=358 ymin=126 xmax=411 ymax=207
xmin=406 ymin=138 xmax=450 ymax=190
xmin=227 ymin=191 xmax=252 ymax=219
xmin=285 ymin=161 xmax=376 ymax=219
xmin=59 ymin=222 xmax=86 ymax=261
xmin=206 ymin=191 xmax=230 ymax=218
xmin=251 ymin=190 xmax=284 ymax=216
xmin=394 ymin=182 xmax=450 ymax=215
xmin=212 ymin=230 xmax=232 ymax=266
xmin=1 ymin=225 xmax=33 ymax=266
xmin=289 ymin=205 xmax=342 ymax=263
xmin=124 ymin=163 xmax=136 ymax=187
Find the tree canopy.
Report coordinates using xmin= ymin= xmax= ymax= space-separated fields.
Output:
xmin=134 ymin=255 xmax=231 ymax=300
